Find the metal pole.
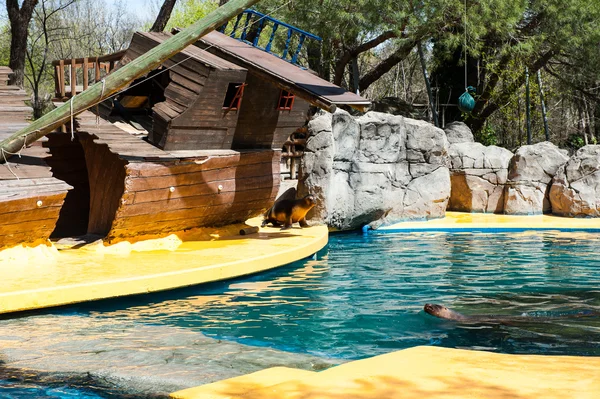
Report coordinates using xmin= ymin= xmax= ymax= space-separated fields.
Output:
xmin=526 ymin=67 xmax=531 ymax=144
xmin=537 ymin=70 xmax=549 ymax=141
xmin=0 ymin=0 xmax=262 ymax=161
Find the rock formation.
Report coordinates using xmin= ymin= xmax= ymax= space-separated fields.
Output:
xmin=504 ymin=142 xmax=569 ymax=215
xmin=299 ymin=110 xmax=450 ymax=230
xmin=550 ymin=145 xmax=600 ymax=217
xmin=444 ymin=121 xmax=474 ymax=144
xmin=447 ymin=142 xmax=513 ymax=213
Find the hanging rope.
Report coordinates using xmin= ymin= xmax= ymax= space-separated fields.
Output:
xmin=458 ymin=0 xmax=475 ymax=114
xmin=464 ymin=0 xmax=468 ymax=90
xmin=1 ymin=131 xmax=38 ymax=180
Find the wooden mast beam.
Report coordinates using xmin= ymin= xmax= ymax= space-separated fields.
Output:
xmin=0 ymin=0 xmax=261 ymax=162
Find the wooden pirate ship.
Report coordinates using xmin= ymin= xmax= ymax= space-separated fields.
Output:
xmin=0 ymin=8 xmax=369 ymax=250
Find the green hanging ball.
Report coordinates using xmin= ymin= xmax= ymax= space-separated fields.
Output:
xmin=458 ymin=87 xmax=476 ymax=113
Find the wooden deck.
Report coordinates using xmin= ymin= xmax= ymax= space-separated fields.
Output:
xmin=0 ymin=68 xmax=72 ymax=250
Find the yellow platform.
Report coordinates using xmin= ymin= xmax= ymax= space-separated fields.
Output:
xmin=172 ymin=346 xmax=600 ymax=399
xmin=378 ymin=211 xmax=600 ymax=232
xmin=0 ymin=221 xmax=328 ymax=315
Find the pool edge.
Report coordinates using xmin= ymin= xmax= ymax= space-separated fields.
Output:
xmin=0 ymin=224 xmax=329 ymax=315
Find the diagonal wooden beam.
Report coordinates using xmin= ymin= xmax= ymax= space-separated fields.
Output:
xmin=0 ymin=0 xmax=261 ymax=162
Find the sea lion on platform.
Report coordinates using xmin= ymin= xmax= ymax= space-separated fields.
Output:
xmin=424 ymin=303 xmax=599 ymax=324
xmin=262 ymin=188 xmax=316 ymax=229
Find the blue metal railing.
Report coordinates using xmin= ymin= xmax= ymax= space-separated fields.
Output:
xmin=219 ymin=9 xmax=322 ymax=66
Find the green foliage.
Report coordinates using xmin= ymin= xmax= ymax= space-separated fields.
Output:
xmin=475 ymin=123 xmax=498 ymax=146
xmin=0 ymin=23 xmax=10 ymax=66
xmin=566 ymin=134 xmax=585 ymax=151
xmin=166 ymin=0 xmax=218 ymax=29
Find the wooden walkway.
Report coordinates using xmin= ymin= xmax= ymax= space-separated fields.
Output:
xmin=0 ymin=68 xmax=72 ymax=250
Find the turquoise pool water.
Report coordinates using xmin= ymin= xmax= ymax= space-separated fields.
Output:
xmin=82 ymin=230 xmax=600 ymax=359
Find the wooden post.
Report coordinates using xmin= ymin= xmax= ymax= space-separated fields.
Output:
xmin=59 ymin=60 xmax=65 ymax=99
xmin=0 ymin=0 xmax=262 ymax=160
xmin=70 ymin=58 xmax=77 ymax=96
xmin=83 ymin=57 xmax=89 ymax=91
xmin=95 ymin=57 xmax=101 ymax=83
xmin=54 ymin=65 xmax=61 ymax=98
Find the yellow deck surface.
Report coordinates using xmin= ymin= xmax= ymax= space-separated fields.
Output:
xmin=0 ymin=222 xmax=328 ymax=314
xmin=379 ymin=211 xmax=600 ymax=231
xmin=172 ymin=346 xmax=600 ymax=399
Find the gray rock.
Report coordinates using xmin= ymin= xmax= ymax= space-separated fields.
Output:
xmin=444 ymin=121 xmax=474 ymax=144
xmin=504 ymin=142 xmax=569 ymax=215
xmin=448 ymin=142 xmax=513 ymax=213
xmin=550 ymin=145 xmax=600 ymax=217
xmin=299 ymin=110 xmax=451 ymax=230
xmin=0 ymin=314 xmax=339 ymax=397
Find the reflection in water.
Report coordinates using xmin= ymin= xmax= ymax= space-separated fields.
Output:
xmin=66 ymin=231 xmax=600 ymax=359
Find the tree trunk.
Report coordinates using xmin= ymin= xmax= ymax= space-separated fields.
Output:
xmin=469 ymin=50 xmax=555 ymax=134
xmin=6 ymin=0 xmax=39 ymax=87
xmin=150 ymin=0 xmax=178 ymax=33
xmin=359 ymin=38 xmax=418 ymax=92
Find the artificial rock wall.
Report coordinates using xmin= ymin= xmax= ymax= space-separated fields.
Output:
xmin=300 ymin=115 xmax=600 ymax=231
xmin=299 ymin=110 xmax=450 ymax=230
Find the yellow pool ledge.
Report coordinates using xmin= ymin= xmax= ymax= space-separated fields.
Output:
xmin=379 ymin=211 xmax=600 ymax=231
xmin=171 ymin=346 xmax=600 ymax=399
xmin=0 ymin=220 xmax=328 ymax=315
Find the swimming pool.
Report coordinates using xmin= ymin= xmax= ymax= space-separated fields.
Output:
xmin=79 ymin=230 xmax=600 ymax=359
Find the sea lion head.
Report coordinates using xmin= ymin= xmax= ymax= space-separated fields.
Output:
xmin=424 ymin=303 xmax=466 ymax=320
xmin=302 ymin=195 xmax=316 ymax=208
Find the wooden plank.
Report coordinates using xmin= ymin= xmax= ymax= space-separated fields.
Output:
xmin=125 ymin=160 xmax=276 ymax=191
xmin=119 ymin=186 xmax=274 ymax=217
xmin=70 ymin=58 xmax=76 ymax=96
xmin=169 ymin=70 xmax=205 ymax=94
xmin=83 ymin=57 xmax=89 ymax=90
xmin=0 ymin=206 xmax=63 ymax=226
xmin=126 ymin=150 xmax=277 ymax=177
xmin=110 ymin=197 xmax=273 ymax=230
xmin=0 ymin=192 xmax=67 ymax=214
xmin=59 ymin=60 xmax=65 ymax=98
xmin=131 ymin=174 xmax=275 ymax=203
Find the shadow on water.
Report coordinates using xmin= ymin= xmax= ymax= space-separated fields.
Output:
xmin=0 ymin=368 xmax=167 ymax=399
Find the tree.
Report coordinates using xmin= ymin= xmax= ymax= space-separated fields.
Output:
xmin=150 ymin=0 xmax=178 ymax=32
xmin=25 ymin=0 xmax=75 ymax=118
xmin=164 ymin=0 xmax=217 ymax=30
xmin=6 ymin=0 xmax=39 ymax=86
xmin=464 ymin=0 xmax=600 ymax=135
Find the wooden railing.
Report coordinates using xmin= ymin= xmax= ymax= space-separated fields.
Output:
xmin=219 ymin=10 xmax=322 ymax=66
xmin=281 ymin=127 xmax=307 ymax=180
xmin=52 ymin=50 xmax=126 ymax=101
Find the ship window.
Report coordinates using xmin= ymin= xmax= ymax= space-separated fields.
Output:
xmin=277 ymin=89 xmax=295 ymax=111
xmin=223 ymin=83 xmax=246 ymax=110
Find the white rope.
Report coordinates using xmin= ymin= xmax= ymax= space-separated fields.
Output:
xmin=1 ymin=131 xmax=37 ymax=180
xmin=96 ymin=78 xmax=106 ymax=130
xmin=464 ymin=0 xmax=468 ymax=90
xmin=70 ymin=96 xmax=75 ymax=140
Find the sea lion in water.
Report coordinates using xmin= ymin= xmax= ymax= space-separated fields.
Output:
xmin=424 ymin=303 xmax=599 ymax=324
xmin=262 ymin=188 xmax=316 ymax=229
